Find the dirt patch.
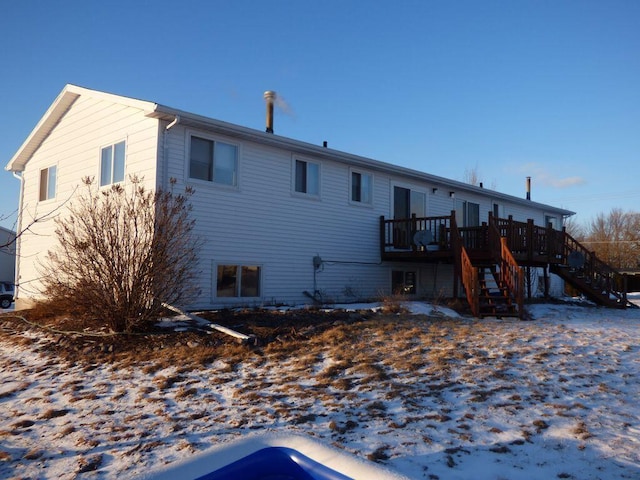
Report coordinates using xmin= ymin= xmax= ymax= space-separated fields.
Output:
xmin=0 ymin=306 xmax=380 ymax=367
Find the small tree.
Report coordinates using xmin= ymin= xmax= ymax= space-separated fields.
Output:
xmin=40 ymin=176 xmax=201 ymax=332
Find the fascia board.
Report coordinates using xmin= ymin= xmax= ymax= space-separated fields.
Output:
xmin=150 ymin=104 xmax=575 ymax=217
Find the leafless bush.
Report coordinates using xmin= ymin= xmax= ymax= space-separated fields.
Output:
xmin=39 ymin=176 xmax=201 ymax=333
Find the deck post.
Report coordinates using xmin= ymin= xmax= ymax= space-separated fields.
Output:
xmin=379 ymin=216 xmax=386 ymax=259
xmin=451 ymin=210 xmax=459 ymax=298
xmin=545 ymin=221 xmax=552 ymax=262
xmin=527 ymin=219 xmax=534 ymax=263
xmin=507 ymin=215 xmax=514 ymax=247
xmin=411 ymin=214 xmax=417 ymax=252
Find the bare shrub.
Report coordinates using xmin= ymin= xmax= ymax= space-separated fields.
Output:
xmin=39 ymin=176 xmax=201 ymax=333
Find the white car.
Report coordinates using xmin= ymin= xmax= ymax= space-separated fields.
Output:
xmin=0 ymin=283 xmax=14 ymax=309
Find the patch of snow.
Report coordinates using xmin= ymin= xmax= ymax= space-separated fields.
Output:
xmin=1 ymin=301 xmax=639 ymax=479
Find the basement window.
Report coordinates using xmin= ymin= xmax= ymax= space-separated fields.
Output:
xmin=39 ymin=165 xmax=57 ymax=201
xmin=217 ymin=265 xmax=261 ymax=298
xmin=392 ymin=270 xmax=416 ymax=295
xmin=100 ymin=141 xmax=126 ymax=186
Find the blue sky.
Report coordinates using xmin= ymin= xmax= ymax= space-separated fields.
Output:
xmin=1 ymin=0 xmax=638 ymax=230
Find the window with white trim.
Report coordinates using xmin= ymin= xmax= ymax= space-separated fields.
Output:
xmin=39 ymin=165 xmax=57 ymax=201
xmin=100 ymin=141 xmax=126 ymax=186
xmin=294 ymin=159 xmax=320 ymax=196
xmin=216 ymin=265 xmax=261 ymax=298
xmin=351 ymin=170 xmax=373 ymax=204
xmin=189 ymin=135 xmax=238 ymax=186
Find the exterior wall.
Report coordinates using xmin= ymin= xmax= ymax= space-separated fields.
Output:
xmin=12 ymin=91 xmax=570 ymax=310
xmin=0 ymin=227 xmax=16 ymax=283
xmin=166 ymin=126 xmax=388 ymax=307
xmin=164 ymin=126 xmax=492 ymax=308
xmin=15 ymin=96 xmax=159 ymax=305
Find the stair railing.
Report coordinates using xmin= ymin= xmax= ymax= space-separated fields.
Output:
xmin=461 ymin=246 xmax=479 ymax=317
xmin=451 ymin=211 xmax=479 ymax=316
xmin=560 ymin=231 xmax=628 ymax=306
xmin=500 ymin=237 xmax=525 ymax=317
xmin=489 ymin=215 xmax=524 ymax=318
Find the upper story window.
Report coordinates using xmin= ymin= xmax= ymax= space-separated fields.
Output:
xmin=351 ymin=170 xmax=373 ymax=204
xmin=545 ymin=215 xmax=558 ymax=229
xmin=189 ymin=135 xmax=238 ymax=186
xmin=294 ymin=159 xmax=320 ymax=196
xmin=39 ymin=165 xmax=57 ymax=201
xmin=100 ymin=141 xmax=125 ymax=186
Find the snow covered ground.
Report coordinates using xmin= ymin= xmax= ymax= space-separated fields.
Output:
xmin=1 ymin=297 xmax=639 ymax=479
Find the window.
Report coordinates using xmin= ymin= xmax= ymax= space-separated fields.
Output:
xmin=189 ymin=136 xmax=238 ymax=186
xmin=217 ymin=265 xmax=261 ymax=298
xmin=456 ymin=200 xmax=480 ymax=227
xmin=351 ymin=171 xmax=372 ymax=204
xmin=493 ymin=203 xmax=504 ymax=219
xmin=392 ymin=270 xmax=416 ymax=295
xmin=393 ymin=186 xmax=425 ymax=218
xmin=294 ymin=159 xmax=320 ymax=195
xmin=39 ymin=165 xmax=57 ymax=201
xmin=545 ymin=215 xmax=558 ymax=229
xmin=100 ymin=141 xmax=126 ymax=186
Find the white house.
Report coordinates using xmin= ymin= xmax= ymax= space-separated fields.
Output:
xmin=6 ymin=84 xmax=581 ymax=313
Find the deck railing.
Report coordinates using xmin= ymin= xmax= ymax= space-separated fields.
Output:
xmin=460 ymin=245 xmax=479 ymax=317
xmin=493 ymin=215 xmax=564 ymax=261
xmin=499 ymin=237 xmax=525 ymax=316
xmin=380 ymin=214 xmax=453 ymax=252
xmin=381 ymin=213 xmax=564 ymax=264
xmin=458 ymin=225 xmax=489 ymax=251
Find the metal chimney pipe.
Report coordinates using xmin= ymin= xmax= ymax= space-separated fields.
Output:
xmin=264 ymin=91 xmax=276 ymax=134
xmin=526 ymin=176 xmax=531 ymax=200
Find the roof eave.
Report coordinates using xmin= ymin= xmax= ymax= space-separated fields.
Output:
xmin=148 ymin=105 xmax=575 ymax=217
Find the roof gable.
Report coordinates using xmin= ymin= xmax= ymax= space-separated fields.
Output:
xmin=5 ymin=84 xmax=156 ymax=172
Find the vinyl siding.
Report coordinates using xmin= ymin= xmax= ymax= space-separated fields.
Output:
xmin=168 ymin=126 xmax=380 ymax=307
xmin=15 ymin=96 xmax=159 ymax=302
xmin=167 ymin=126 xmax=476 ymax=308
xmin=14 ymin=93 xmax=567 ymax=309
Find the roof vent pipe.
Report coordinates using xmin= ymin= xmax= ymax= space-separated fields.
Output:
xmin=264 ymin=90 xmax=276 ymax=134
xmin=526 ymin=176 xmax=531 ymax=200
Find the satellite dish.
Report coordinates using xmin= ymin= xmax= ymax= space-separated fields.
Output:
xmin=413 ymin=229 xmax=434 ymax=248
xmin=568 ymin=251 xmax=585 ymax=269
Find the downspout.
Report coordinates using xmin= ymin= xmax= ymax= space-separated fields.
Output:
xmin=162 ymin=115 xmax=180 ymax=189
xmin=11 ymin=170 xmax=24 ymax=304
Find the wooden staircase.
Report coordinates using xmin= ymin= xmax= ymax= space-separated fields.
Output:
xmin=549 ymin=231 xmax=636 ymax=309
xmin=478 ymin=266 xmax=521 ymax=318
xmin=453 ymin=215 xmax=524 ymax=319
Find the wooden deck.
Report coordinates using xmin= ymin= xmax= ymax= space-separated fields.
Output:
xmin=381 ymin=213 xmax=564 ymax=267
xmin=380 ymin=212 xmax=634 ymax=318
